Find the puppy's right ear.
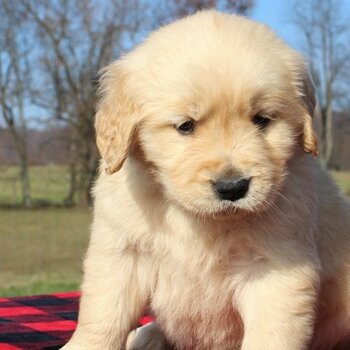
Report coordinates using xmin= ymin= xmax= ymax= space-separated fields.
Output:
xmin=95 ymin=62 xmax=139 ymax=174
xmin=299 ymin=71 xmax=318 ymax=157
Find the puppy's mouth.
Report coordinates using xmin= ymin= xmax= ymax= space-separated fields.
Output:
xmin=209 ymin=175 xmax=285 ymax=218
xmin=174 ymin=176 xmax=261 ymax=217
xmin=200 ymin=175 xmax=277 ymax=216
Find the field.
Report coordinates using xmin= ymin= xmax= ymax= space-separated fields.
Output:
xmin=333 ymin=171 xmax=350 ymax=196
xmin=0 ymin=208 xmax=90 ymax=297
xmin=0 ymin=165 xmax=70 ymax=205
xmin=0 ymin=166 xmax=349 ymax=297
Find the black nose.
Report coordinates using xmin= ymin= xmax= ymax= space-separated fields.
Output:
xmin=213 ymin=177 xmax=250 ymax=202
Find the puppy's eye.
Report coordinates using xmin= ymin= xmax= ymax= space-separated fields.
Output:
xmin=252 ymin=114 xmax=270 ymax=129
xmin=177 ymin=119 xmax=195 ymax=135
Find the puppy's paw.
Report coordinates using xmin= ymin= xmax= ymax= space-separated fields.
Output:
xmin=126 ymin=322 xmax=172 ymax=350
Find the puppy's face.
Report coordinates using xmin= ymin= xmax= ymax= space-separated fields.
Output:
xmin=96 ymin=11 xmax=317 ymax=216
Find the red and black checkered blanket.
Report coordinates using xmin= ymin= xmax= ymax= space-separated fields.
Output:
xmin=0 ymin=292 xmax=79 ymax=350
xmin=0 ymin=292 xmax=152 ymax=350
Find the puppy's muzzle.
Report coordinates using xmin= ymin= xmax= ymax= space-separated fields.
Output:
xmin=213 ymin=177 xmax=250 ymax=202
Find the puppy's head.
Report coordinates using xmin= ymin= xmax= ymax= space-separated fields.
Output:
xmin=96 ymin=11 xmax=317 ymax=215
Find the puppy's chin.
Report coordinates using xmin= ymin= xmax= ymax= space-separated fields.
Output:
xmin=171 ymin=186 xmax=278 ymax=219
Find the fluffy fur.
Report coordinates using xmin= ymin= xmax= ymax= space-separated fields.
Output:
xmin=62 ymin=11 xmax=350 ymax=350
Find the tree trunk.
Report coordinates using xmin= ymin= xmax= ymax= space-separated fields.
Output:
xmin=64 ymin=162 xmax=77 ymax=206
xmin=77 ymin=150 xmax=96 ymax=207
xmin=323 ymin=79 xmax=333 ymax=168
xmin=77 ymin=168 xmax=89 ymax=207
xmin=63 ymin=139 xmax=77 ymax=206
xmin=19 ymin=151 xmax=31 ymax=207
xmin=324 ymin=104 xmax=333 ymax=167
xmin=7 ymin=123 xmax=32 ymax=207
xmin=18 ymin=93 xmax=32 ymax=207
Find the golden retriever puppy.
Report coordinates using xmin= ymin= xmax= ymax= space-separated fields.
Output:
xmin=62 ymin=10 xmax=350 ymax=350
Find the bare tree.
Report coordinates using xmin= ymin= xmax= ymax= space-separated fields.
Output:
xmin=21 ymin=0 xmax=144 ymax=206
xmin=0 ymin=2 xmax=32 ymax=207
xmin=0 ymin=0 xmax=253 ymax=205
xmin=172 ymin=0 xmax=254 ymax=17
xmin=145 ymin=0 xmax=254 ymax=28
xmin=290 ymin=0 xmax=350 ymax=167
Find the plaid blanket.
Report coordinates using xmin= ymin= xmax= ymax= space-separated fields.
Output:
xmin=4 ymin=293 xmax=348 ymax=349
xmin=0 ymin=292 xmax=152 ymax=350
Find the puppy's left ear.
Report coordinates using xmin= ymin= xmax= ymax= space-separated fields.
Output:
xmin=299 ymin=72 xmax=318 ymax=157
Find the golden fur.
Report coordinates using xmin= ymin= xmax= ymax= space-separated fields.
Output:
xmin=62 ymin=11 xmax=350 ymax=350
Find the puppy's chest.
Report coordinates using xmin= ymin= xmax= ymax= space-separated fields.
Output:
xmin=150 ymin=238 xmax=252 ymax=349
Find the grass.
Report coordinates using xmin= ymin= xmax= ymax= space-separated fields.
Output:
xmin=0 ymin=208 xmax=90 ymax=297
xmin=0 ymin=165 xmax=70 ymax=205
xmin=332 ymin=171 xmax=350 ymax=197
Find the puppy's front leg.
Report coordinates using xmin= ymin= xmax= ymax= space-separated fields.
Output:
xmin=62 ymin=225 xmax=154 ymax=350
xmin=237 ymin=253 xmax=320 ymax=350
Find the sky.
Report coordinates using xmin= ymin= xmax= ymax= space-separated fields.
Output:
xmin=251 ymin=0 xmax=350 ymax=50
xmin=251 ymin=0 xmax=299 ymax=49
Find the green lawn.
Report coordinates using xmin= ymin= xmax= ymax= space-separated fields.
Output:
xmin=0 ymin=165 xmax=70 ymax=205
xmin=333 ymin=171 xmax=350 ymax=197
xmin=0 ymin=208 xmax=90 ymax=297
